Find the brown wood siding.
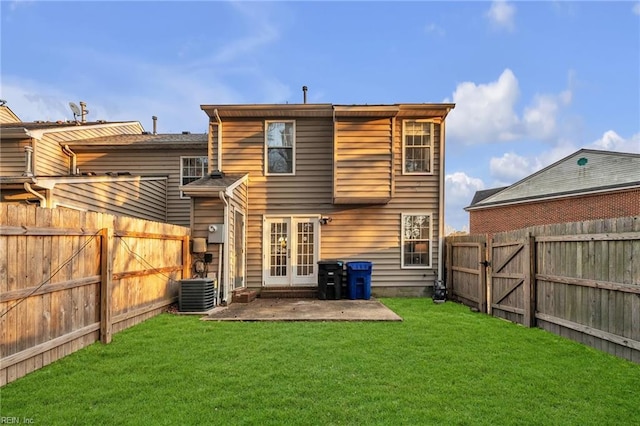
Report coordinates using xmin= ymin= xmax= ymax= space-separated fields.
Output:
xmin=0 ymin=139 xmax=30 ymax=176
xmin=334 ymin=118 xmax=393 ymax=203
xmin=35 ymin=124 xmax=143 ymax=177
xmin=52 ymin=179 xmax=168 ymax=222
xmin=76 ymin=148 xmax=205 ymax=226
xmin=215 ymin=116 xmax=442 ymax=291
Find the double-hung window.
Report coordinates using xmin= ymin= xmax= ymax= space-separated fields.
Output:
xmin=180 ymin=156 xmax=208 ymax=198
xmin=401 ymin=213 xmax=432 ymax=268
xmin=403 ymin=120 xmax=434 ymax=174
xmin=265 ymin=120 xmax=295 ymax=175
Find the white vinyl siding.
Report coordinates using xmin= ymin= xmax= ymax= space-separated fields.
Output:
xmin=180 ymin=156 xmax=208 ymax=198
xmin=265 ymin=121 xmax=295 ymax=175
xmin=403 ymin=120 xmax=434 ymax=175
xmin=401 ymin=213 xmax=432 ymax=269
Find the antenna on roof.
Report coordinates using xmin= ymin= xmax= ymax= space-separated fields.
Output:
xmin=69 ymin=102 xmax=82 ymax=122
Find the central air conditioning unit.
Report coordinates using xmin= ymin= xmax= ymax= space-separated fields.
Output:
xmin=178 ymin=278 xmax=216 ymax=312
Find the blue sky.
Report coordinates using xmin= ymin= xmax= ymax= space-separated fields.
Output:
xmin=1 ymin=1 xmax=639 ymax=231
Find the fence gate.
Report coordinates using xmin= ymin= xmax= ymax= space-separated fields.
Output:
xmin=446 ymin=239 xmax=487 ymax=313
xmin=489 ymin=236 xmax=535 ymax=326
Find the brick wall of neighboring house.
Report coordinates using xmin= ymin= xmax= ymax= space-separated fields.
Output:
xmin=469 ymin=188 xmax=640 ymax=235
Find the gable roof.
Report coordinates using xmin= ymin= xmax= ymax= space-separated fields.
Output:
xmin=466 ymin=149 xmax=640 ymax=210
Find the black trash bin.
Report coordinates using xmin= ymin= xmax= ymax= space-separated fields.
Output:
xmin=317 ymin=260 xmax=344 ymax=300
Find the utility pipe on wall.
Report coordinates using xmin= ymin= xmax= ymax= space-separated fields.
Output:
xmin=62 ymin=145 xmax=77 ymax=175
xmin=437 ymin=117 xmax=447 ymax=284
xmin=23 ymin=145 xmax=34 ymax=177
xmin=218 ymin=189 xmax=229 ymax=304
xmin=24 ymin=182 xmax=47 ymax=208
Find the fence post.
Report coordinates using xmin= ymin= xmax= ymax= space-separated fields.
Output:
xmin=479 ymin=241 xmax=487 ymax=313
xmin=523 ymin=233 xmax=537 ymax=327
xmin=100 ymin=227 xmax=113 ymax=344
xmin=486 ymin=234 xmax=493 ymax=315
xmin=182 ymin=235 xmax=191 ymax=279
xmin=445 ymin=241 xmax=452 ymax=298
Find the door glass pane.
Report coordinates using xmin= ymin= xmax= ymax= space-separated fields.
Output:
xmin=296 ymin=222 xmax=315 ymax=276
xmin=270 ymin=222 xmax=288 ymax=277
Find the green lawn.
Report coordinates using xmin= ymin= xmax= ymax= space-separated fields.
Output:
xmin=1 ymin=299 xmax=638 ymax=425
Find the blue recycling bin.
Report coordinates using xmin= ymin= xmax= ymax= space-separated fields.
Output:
xmin=346 ymin=261 xmax=372 ymax=300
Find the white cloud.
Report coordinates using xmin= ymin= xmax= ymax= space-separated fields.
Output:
xmin=490 ymin=152 xmax=540 ymax=184
xmin=445 ymin=69 xmax=520 ymax=143
xmin=446 ymin=172 xmax=485 ymax=206
xmin=445 ymin=172 xmax=485 ymax=233
xmin=633 ymin=3 xmax=640 ymax=16
xmin=489 ymin=143 xmax=582 ymax=186
xmin=445 ymin=69 xmax=573 ymax=145
xmin=523 ymin=90 xmax=571 ymax=140
xmin=486 ymin=0 xmax=516 ymax=32
xmin=588 ymin=131 xmax=640 ymax=153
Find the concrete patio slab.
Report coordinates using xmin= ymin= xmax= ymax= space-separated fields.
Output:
xmin=201 ymin=298 xmax=402 ymax=322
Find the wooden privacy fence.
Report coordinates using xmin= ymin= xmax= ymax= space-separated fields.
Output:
xmin=445 ymin=216 xmax=640 ymax=363
xmin=0 ymin=204 xmax=191 ymax=386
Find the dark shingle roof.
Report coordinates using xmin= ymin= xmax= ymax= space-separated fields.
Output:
xmin=468 ymin=187 xmax=508 ymax=206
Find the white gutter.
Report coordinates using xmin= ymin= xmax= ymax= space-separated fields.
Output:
xmin=218 ymin=190 xmax=229 ymax=304
xmin=62 ymin=145 xmax=77 ymax=175
xmin=214 ymin=108 xmax=223 ymax=171
xmin=24 ymin=182 xmax=47 ymax=208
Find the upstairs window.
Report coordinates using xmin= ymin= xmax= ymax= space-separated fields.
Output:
xmin=403 ymin=120 xmax=433 ymax=174
xmin=265 ymin=120 xmax=295 ymax=175
xmin=180 ymin=156 xmax=208 ymax=198
xmin=401 ymin=213 xmax=432 ymax=268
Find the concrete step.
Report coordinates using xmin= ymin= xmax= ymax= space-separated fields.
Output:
xmin=259 ymin=287 xmax=318 ymax=299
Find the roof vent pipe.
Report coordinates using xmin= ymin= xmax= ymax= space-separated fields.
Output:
xmin=152 ymin=116 xmax=158 ymax=135
xmin=79 ymin=101 xmax=88 ymax=123
xmin=302 ymin=86 xmax=308 ymax=104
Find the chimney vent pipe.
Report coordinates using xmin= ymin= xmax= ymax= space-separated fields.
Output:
xmin=152 ymin=116 xmax=158 ymax=135
xmin=79 ymin=101 xmax=88 ymax=123
xmin=302 ymin=86 xmax=308 ymax=104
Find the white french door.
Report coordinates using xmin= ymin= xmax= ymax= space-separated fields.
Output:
xmin=263 ymin=216 xmax=319 ymax=286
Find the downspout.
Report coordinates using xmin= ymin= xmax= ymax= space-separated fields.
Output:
xmin=24 ymin=182 xmax=47 ymax=208
xmin=213 ymin=108 xmax=223 ymax=172
xmin=62 ymin=145 xmax=77 ymax=175
xmin=218 ymin=190 xmax=229 ymax=304
xmin=437 ymin=116 xmax=447 ymax=284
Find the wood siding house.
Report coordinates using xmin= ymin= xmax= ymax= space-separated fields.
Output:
xmin=0 ymin=117 xmax=176 ymax=222
xmin=465 ymin=149 xmax=640 ymax=235
xmin=183 ymin=103 xmax=455 ymax=302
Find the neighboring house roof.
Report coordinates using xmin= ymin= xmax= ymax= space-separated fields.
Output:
xmin=0 ymin=105 xmax=21 ymax=123
xmin=466 ymin=149 xmax=640 ymax=210
xmin=67 ymin=133 xmax=207 ymax=150
xmin=0 ymin=121 xmax=144 ymax=139
xmin=469 ymin=187 xmax=508 ymax=206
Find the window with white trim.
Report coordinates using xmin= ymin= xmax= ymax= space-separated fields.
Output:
xmin=265 ymin=120 xmax=295 ymax=175
xmin=401 ymin=213 xmax=432 ymax=268
xmin=403 ymin=120 xmax=434 ymax=174
xmin=180 ymin=156 xmax=208 ymax=198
